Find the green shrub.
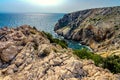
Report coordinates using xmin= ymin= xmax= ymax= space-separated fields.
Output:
xmin=103 ymin=55 xmax=120 ymax=73
xmin=73 ymin=48 xmax=120 ymax=74
xmin=42 ymin=31 xmax=68 ymax=48
xmin=52 ymin=38 xmax=68 ymax=48
xmin=39 ymin=48 xmax=50 ymax=58
xmin=73 ymin=48 xmax=103 ymax=66
xmin=33 ymin=26 xmax=37 ymax=30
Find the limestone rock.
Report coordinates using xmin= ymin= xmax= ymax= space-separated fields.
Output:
xmin=1 ymin=45 xmax=18 ymax=62
xmin=0 ymin=25 xmax=119 ymax=80
xmin=54 ymin=6 xmax=120 ymax=53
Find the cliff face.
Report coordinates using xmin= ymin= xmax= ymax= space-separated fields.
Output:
xmin=0 ymin=25 xmax=119 ymax=80
xmin=54 ymin=6 xmax=120 ymax=53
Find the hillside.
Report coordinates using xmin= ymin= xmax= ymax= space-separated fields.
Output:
xmin=0 ymin=25 xmax=119 ymax=80
xmin=54 ymin=6 xmax=120 ymax=55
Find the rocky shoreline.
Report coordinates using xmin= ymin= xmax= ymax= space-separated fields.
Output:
xmin=0 ymin=25 xmax=119 ymax=80
xmin=54 ymin=6 xmax=120 ymax=55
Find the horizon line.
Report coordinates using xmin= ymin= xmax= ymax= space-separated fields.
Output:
xmin=0 ymin=5 xmax=119 ymax=14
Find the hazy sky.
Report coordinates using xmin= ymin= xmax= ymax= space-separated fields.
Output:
xmin=0 ymin=0 xmax=120 ymax=13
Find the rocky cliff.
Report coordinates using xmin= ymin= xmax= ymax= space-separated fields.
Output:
xmin=0 ymin=25 xmax=119 ymax=80
xmin=54 ymin=6 xmax=120 ymax=54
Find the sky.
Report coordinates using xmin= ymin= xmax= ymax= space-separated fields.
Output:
xmin=0 ymin=0 xmax=120 ymax=13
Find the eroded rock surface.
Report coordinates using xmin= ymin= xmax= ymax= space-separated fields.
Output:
xmin=0 ymin=25 xmax=119 ymax=80
xmin=54 ymin=6 xmax=120 ymax=54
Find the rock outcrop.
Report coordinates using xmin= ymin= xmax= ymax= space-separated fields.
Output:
xmin=0 ymin=25 xmax=119 ymax=80
xmin=54 ymin=6 xmax=120 ymax=53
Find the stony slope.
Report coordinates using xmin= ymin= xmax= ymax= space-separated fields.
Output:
xmin=54 ymin=6 xmax=120 ymax=54
xmin=0 ymin=25 xmax=119 ymax=80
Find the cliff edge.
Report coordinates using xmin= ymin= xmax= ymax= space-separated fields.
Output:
xmin=54 ymin=6 xmax=120 ymax=55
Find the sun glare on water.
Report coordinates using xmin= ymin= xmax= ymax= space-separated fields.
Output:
xmin=26 ymin=0 xmax=63 ymax=6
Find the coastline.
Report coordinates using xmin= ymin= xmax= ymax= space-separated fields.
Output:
xmin=54 ymin=6 xmax=120 ymax=54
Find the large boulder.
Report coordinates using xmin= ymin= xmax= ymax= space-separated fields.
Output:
xmin=1 ymin=45 xmax=18 ymax=62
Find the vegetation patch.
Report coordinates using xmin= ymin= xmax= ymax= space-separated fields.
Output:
xmin=73 ymin=48 xmax=120 ymax=74
xmin=42 ymin=31 xmax=68 ymax=48
xmin=39 ymin=48 xmax=50 ymax=58
xmin=73 ymin=48 xmax=103 ymax=66
xmin=103 ymin=55 xmax=120 ymax=73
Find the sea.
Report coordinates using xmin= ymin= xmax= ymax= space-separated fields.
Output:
xmin=0 ymin=13 xmax=87 ymax=49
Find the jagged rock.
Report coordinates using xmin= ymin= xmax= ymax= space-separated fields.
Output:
xmin=0 ymin=25 xmax=119 ymax=80
xmin=1 ymin=45 xmax=18 ymax=62
xmin=38 ymin=44 xmax=51 ymax=58
xmin=0 ymin=41 xmax=14 ymax=51
xmin=62 ymin=61 xmax=87 ymax=79
xmin=2 ymin=76 xmax=13 ymax=80
xmin=54 ymin=6 xmax=120 ymax=54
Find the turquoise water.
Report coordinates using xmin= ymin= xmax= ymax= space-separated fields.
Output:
xmin=0 ymin=13 xmax=86 ymax=49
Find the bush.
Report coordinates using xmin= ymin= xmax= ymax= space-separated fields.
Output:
xmin=73 ymin=48 xmax=103 ymax=66
xmin=38 ymin=48 xmax=50 ymax=58
xmin=33 ymin=26 xmax=37 ymax=30
xmin=103 ymin=55 xmax=120 ymax=73
xmin=42 ymin=31 xmax=68 ymax=48
xmin=73 ymin=48 xmax=120 ymax=74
